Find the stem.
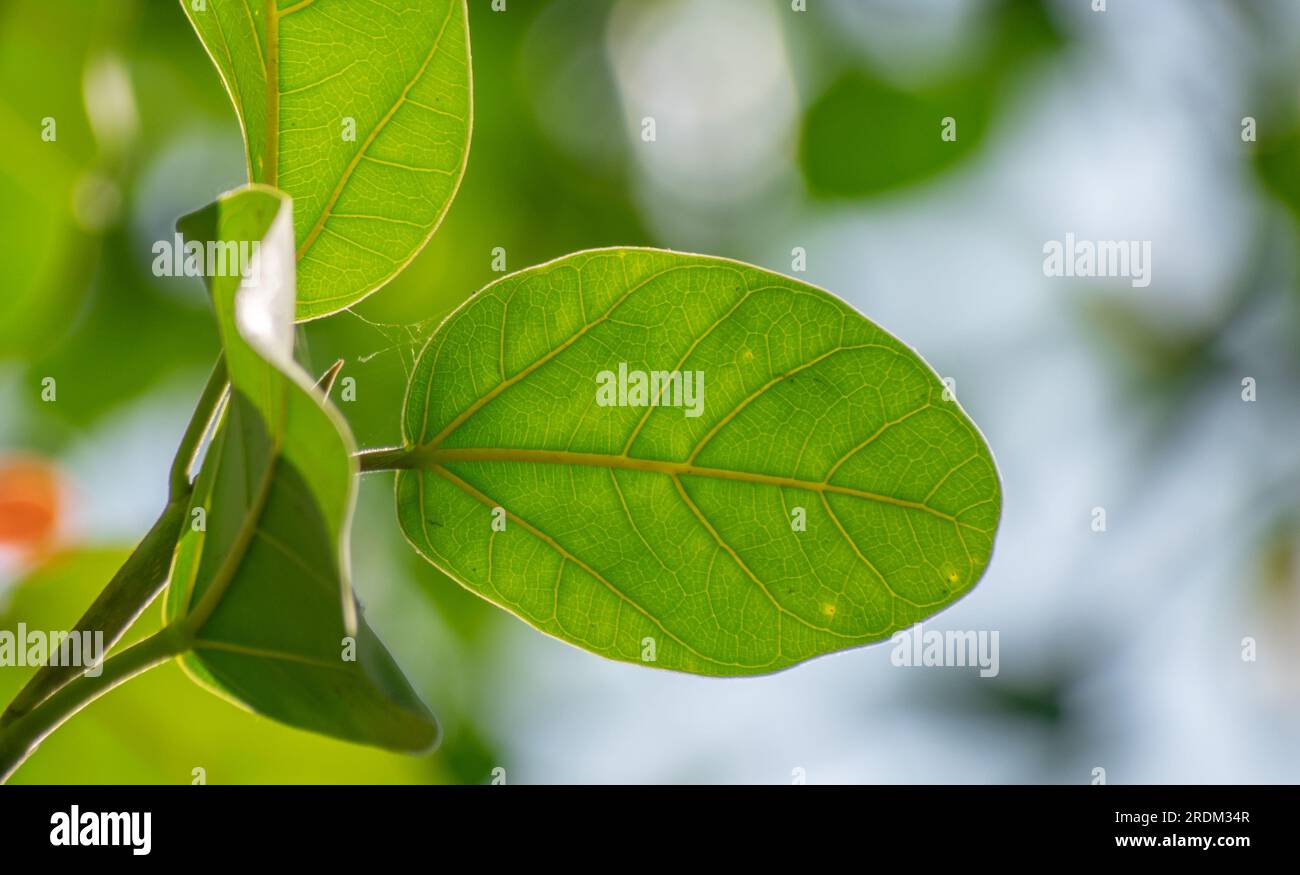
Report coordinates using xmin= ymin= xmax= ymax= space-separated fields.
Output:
xmin=356 ymin=445 xmax=419 ymax=472
xmin=0 ymin=627 xmax=187 ymax=783
xmin=169 ymin=356 xmax=230 ymax=500
xmin=0 ymin=358 xmax=227 ymax=729
xmin=0 ymin=500 xmax=186 ymax=726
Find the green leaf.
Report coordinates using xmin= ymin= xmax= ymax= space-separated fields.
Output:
xmin=180 ymin=0 xmax=472 ymax=320
xmin=170 ymin=184 xmax=438 ymax=751
xmin=0 ymin=549 xmax=472 ymax=783
xmin=799 ymin=69 xmax=993 ymax=198
xmin=391 ymin=248 xmax=1001 ymax=676
xmin=799 ymin=0 xmax=1061 ymax=199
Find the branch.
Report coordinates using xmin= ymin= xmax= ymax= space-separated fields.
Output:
xmin=0 ymin=628 xmax=186 ymax=782
xmin=0 ymin=357 xmax=228 ymax=729
xmin=169 ymin=355 xmax=230 ymax=499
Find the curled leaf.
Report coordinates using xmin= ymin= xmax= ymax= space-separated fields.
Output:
xmin=171 ymin=185 xmax=437 ymax=751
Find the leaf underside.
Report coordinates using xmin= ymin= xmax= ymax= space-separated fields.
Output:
xmin=181 ymin=0 xmax=472 ymax=320
xmin=396 ymin=248 xmax=1001 ymax=676
xmin=171 ymin=186 xmax=437 ymax=751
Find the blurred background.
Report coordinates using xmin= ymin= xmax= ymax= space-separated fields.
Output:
xmin=3 ymin=0 xmax=1300 ymax=784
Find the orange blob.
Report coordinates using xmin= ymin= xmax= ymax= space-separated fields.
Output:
xmin=0 ymin=456 xmax=61 ymax=555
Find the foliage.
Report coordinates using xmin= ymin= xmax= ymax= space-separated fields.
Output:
xmin=0 ymin=0 xmax=1001 ymax=780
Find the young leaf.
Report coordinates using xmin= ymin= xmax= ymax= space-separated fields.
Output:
xmin=180 ymin=0 xmax=472 ymax=320
xmin=389 ymin=248 xmax=1001 ymax=676
xmin=171 ymin=185 xmax=437 ymax=751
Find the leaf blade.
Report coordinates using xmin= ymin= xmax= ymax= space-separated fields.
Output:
xmin=180 ymin=0 xmax=472 ymax=319
xmin=171 ymin=185 xmax=438 ymax=751
xmin=396 ymin=248 xmax=1001 ymax=676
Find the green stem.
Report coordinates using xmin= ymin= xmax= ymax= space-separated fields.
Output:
xmin=356 ymin=445 xmax=418 ymax=472
xmin=0 ymin=358 xmax=227 ymax=731
xmin=0 ymin=500 xmax=187 ymax=727
xmin=169 ymin=356 xmax=230 ymax=500
xmin=0 ymin=627 xmax=187 ymax=783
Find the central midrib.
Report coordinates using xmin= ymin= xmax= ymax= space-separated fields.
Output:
xmin=407 ymin=445 xmax=969 ymax=526
xmin=265 ymin=0 xmax=279 ymax=186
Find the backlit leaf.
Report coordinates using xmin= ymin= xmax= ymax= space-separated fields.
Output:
xmin=393 ymin=248 xmax=1001 ymax=676
xmin=181 ymin=0 xmax=472 ymax=319
xmin=170 ymin=185 xmax=438 ymax=751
